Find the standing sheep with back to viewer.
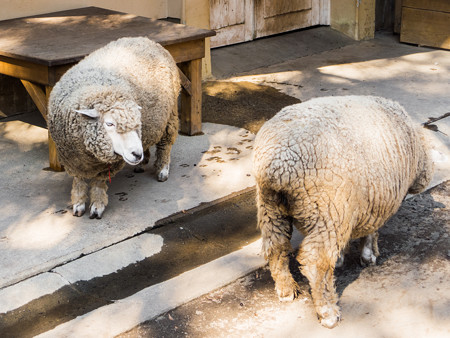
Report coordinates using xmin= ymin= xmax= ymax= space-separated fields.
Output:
xmin=252 ymin=96 xmax=434 ymax=328
xmin=48 ymin=37 xmax=180 ymax=219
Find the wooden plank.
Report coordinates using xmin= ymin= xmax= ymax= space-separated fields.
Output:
xmin=210 ymin=0 xmax=245 ymax=29
xmin=210 ymin=0 xmax=248 ymax=47
xmin=0 ymin=56 xmax=48 ymax=85
xmin=263 ymin=0 xmax=311 ymax=18
xmin=164 ymin=40 xmax=205 ymax=63
xmin=20 ymin=80 xmax=47 ymax=119
xmin=319 ymin=0 xmax=330 ymax=25
xmin=400 ymin=7 xmax=450 ymax=49
xmin=255 ymin=0 xmax=312 ymax=38
xmin=179 ymin=59 xmax=202 ymax=136
xmin=178 ymin=67 xmax=192 ymax=96
xmin=211 ymin=24 xmax=247 ymax=48
xmin=0 ymin=7 xmax=215 ymax=67
xmin=403 ymin=0 xmax=450 ymax=12
xmin=244 ymin=0 xmax=255 ymax=42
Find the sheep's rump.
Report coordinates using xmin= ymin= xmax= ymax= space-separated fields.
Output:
xmin=253 ymin=95 xmax=425 ymax=238
xmin=48 ymin=37 xmax=180 ymax=178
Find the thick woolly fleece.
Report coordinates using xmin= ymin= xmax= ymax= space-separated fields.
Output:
xmin=48 ymin=37 xmax=180 ymax=179
xmin=253 ymin=95 xmax=433 ymax=327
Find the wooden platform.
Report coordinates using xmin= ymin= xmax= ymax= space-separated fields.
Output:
xmin=0 ymin=7 xmax=215 ymax=170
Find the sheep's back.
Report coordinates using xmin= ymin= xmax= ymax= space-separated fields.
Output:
xmin=253 ymin=95 xmax=424 ymax=237
xmin=78 ymin=37 xmax=180 ymax=147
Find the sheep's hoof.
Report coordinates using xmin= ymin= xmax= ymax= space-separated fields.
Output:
xmin=73 ymin=203 xmax=86 ymax=217
xmin=89 ymin=203 xmax=105 ymax=219
xmin=360 ymin=247 xmax=377 ymax=266
xmin=276 ymin=280 xmax=301 ymax=302
xmin=157 ymin=165 xmax=170 ymax=182
xmin=335 ymin=253 xmax=345 ymax=268
xmin=318 ymin=305 xmax=341 ymax=329
xmin=320 ymin=314 xmax=340 ymax=329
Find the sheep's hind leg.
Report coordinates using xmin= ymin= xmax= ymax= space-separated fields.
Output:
xmin=72 ymin=177 xmax=88 ymax=217
xmin=134 ymin=148 xmax=150 ymax=173
xmin=335 ymin=252 xmax=345 ymax=268
xmin=360 ymin=232 xmax=379 ymax=266
xmin=297 ymin=225 xmax=341 ymax=328
xmin=335 ymin=245 xmax=349 ymax=268
xmin=257 ymin=187 xmax=300 ymax=301
xmin=89 ymin=178 xmax=108 ymax=219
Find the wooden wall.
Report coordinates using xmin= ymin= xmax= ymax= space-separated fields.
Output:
xmin=400 ymin=0 xmax=450 ymax=49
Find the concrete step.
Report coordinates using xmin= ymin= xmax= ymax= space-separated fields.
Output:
xmin=0 ymin=189 xmax=264 ymax=337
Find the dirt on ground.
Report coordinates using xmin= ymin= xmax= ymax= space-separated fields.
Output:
xmin=120 ymin=180 xmax=450 ymax=338
xmin=202 ymin=81 xmax=300 ymax=134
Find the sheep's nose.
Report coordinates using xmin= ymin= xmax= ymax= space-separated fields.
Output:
xmin=132 ymin=151 xmax=143 ymax=161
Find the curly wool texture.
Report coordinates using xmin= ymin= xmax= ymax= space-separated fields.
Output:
xmin=48 ymin=37 xmax=180 ymax=179
xmin=254 ymin=95 xmax=433 ymax=253
xmin=253 ymin=95 xmax=434 ymax=327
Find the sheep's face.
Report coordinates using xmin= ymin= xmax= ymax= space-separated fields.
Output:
xmin=102 ymin=111 xmax=144 ymax=165
xmin=76 ymin=107 xmax=144 ymax=165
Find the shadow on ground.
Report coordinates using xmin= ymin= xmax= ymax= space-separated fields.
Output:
xmin=202 ymin=81 xmax=300 ymax=134
xmin=119 ymin=181 xmax=449 ymax=337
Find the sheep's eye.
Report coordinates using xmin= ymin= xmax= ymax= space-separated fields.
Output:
xmin=105 ymin=122 xmax=115 ymax=127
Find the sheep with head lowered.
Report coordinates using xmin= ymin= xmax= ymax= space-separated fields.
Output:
xmin=252 ymin=95 xmax=433 ymax=328
xmin=48 ymin=37 xmax=180 ymax=219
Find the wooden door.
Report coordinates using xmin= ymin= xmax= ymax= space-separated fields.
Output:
xmin=210 ymin=0 xmax=254 ymax=48
xmin=209 ymin=0 xmax=329 ymax=47
xmin=254 ymin=0 xmax=313 ymax=38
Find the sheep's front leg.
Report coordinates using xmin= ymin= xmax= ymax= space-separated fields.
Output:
xmin=257 ymin=188 xmax=300 ymax=301
xmin=154 ymin=119 xmax=177 ymax=182
xmin=360 ymin=232 xmax=379 ymax=266
xmin=297 ymin=225 xmax=341 ymax=328
xmin=89 ymin=178 xmax=108 ymax=219
xmin=72 ymin=177 xmax=88 ymax=217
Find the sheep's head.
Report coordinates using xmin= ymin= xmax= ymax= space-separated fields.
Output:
xmin=76 ymin=103 xmax=144 ymax=165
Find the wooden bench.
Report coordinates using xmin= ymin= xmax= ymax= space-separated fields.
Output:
xmin=0 ymin=7 xmax=215 ymax=170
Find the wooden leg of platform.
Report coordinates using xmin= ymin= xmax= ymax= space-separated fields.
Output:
xmin=21 ymin=80 xmax=63 ymax=171
xmin=179 ymin=59 xmax=202 ymax=136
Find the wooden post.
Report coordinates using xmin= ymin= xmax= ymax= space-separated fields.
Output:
xmin=20 ymin=79 xmax=63 ymax=171
xmin=179 ymin=59 xmax=203 ymax=135
xmin=46 ymin=86 xmax=63 ymax=171
xmin=330 ymin=0 xmax=376 ymax=40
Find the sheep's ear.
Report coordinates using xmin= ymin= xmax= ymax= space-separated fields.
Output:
xmin=75 ymin=109 xmax=100 ymax=119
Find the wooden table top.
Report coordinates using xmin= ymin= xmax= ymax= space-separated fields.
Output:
xmin=0 ymin=7 xmax=215 ymax=66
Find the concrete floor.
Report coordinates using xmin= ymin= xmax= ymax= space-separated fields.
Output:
xmin=121 ymin=28 xmax=450 ymax=337
xmin=121 ymin=182 xmax=450 ymax=338
xmin=1 ymin=26 xmax=449 ymax=337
